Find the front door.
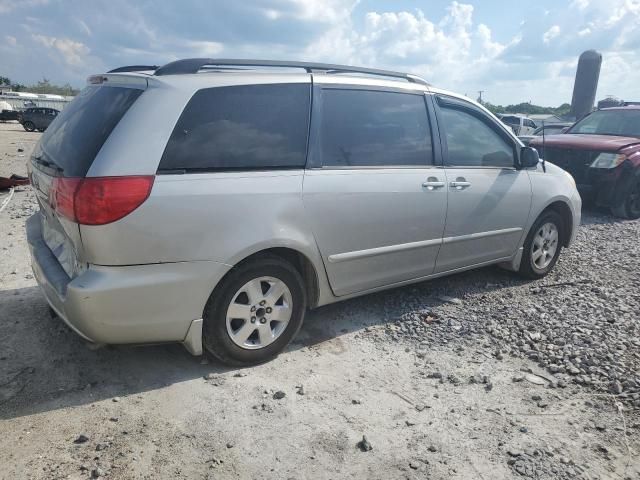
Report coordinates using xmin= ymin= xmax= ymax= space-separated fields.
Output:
xmin=434 ymin=95 xmax=532 ymax=273
xmin=303 ymin=86 xmax=447 ymax=296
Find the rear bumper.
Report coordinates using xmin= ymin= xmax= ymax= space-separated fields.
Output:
xmin=26 ymin=213 xmax=231 ymax=349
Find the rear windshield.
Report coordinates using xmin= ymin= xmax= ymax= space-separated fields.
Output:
xmin=569 ymin=110 xmax=640 ymax=137
xmin=37 ymin=85 xmax=143 ymax=177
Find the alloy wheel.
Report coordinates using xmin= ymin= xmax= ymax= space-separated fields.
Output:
xmin=531 ymin=222 xmax=559 ymax=270
xmin=225 ymin=276 xmax=293 ymax=350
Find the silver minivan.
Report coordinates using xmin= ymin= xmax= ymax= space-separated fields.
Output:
xmin=26 ymin=59 xmax=581 ymax=365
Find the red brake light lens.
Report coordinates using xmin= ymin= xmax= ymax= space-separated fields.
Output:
xmin=50 ymin=177 xmax=81 ymax=220
xmin=51 ymin=176 xmax=154 ymax=225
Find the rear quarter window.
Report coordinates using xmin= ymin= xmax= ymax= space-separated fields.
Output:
xmin=159 ymin=83 xmax=311 ymax=172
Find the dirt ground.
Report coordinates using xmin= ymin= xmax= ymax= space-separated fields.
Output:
xmin=0 ymin=122 xmax=638 ymax=480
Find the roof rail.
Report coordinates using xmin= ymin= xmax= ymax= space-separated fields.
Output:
xmin=153 ymin=58 xmax=429 ymax=86
xmin=107 ymin=65 xmax=159 ymax=73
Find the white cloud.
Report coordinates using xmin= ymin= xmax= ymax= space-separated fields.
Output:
xmin=571 ymin=0 xmax=590 ymax=10
xmin=0 ymin=0 xmax=48 ymax=14
xmin=605 ymin=1 xmax=640 ymax=27
xmin=258 ymin=0 xmax=359 ymax=23
xmin=32 ymin=34 xmax=89 ymax=66
xmin=2 ymin=0 xmax=639 ymax=106
xmin=183 ymin=40 xmax=224 ymax=57
xmin=76 ymin=18 xmax=91 ymax=36
xmin=287 ymin=0 xmax=359 ymax=23
xmin=477 ymin=24 xmax=504 ymax=57
xmin=542 ymin=25 xmax=561 ymax=43
xmin=5 ymin=34 xmax=17 ymax=46
xmin=304 ymin=3 xmax=522 ymax=99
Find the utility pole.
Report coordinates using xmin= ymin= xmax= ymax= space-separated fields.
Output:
xmin=477 ymin=90 xmax=484 ymax=104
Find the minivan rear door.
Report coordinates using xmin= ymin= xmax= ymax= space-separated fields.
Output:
xmin=303 ymin=84 xmax=447 ymax=297
xmin=28 ymin=76 xmax=146 ymax=278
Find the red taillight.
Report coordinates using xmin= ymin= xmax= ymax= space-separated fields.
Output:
xmin=50 ymin=177 xmax=81 ymax=220
xmin=51 ymin=176 xmax=154 ymax=225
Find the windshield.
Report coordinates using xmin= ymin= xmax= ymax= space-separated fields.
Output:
xmin=568 ymin=110 xmax=640 ymax=137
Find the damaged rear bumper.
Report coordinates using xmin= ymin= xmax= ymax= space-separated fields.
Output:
xmin=26 ymin=213 xmax=231 ymax=354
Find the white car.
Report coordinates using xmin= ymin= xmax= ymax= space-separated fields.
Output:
xmin=500 ymin=114 xmax=537 ymax=135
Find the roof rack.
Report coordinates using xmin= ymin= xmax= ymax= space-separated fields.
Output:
xmin=107 ymin=65 xmax=159 ymax=73
xmin=153 ymin=58 xmax=429 ymax=86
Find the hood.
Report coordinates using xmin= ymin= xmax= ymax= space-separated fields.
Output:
xmin=530 ymin=134 xmax=640 ymax=152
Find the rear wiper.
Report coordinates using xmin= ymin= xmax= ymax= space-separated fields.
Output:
xmin=33 ymin=155 xmax=64 ymax=174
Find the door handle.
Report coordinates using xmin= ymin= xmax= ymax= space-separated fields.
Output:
xmin=450 ymin=180 xmax=471 ymax=190
xmin=422 ymin=177 xmax=445 ymax=190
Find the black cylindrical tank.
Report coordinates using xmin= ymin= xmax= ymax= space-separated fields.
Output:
xmin=570 ymin=50 xmax=602 ymax=120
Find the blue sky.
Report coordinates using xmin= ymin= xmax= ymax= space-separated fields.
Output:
xmin=1 ymin=0 xmax=638 ymax=105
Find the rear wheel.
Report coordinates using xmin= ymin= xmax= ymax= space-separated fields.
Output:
xmin=23 ymin=121 xmax=35 ymax=132
xmin=518 ymin=211 xmax=564 ymax=279
xmin=203 ymin=256 xmax=306 ymax=366
xmin=611 ymin=176 xmax=640 ymax=220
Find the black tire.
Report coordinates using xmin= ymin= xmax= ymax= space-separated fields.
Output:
xmin=23 ymin=121 xmax=35 ymax=132
xmin=203 ymin=255 xmax=307 ymax=366
xmin=37 ymin=127 xmax=45 ymax=132
xmin=518 ymin=210 xmax=564 ymax=279
xmin=611 ymin=175 xmax=640 ymax=220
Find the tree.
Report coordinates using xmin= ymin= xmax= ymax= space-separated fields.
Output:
xmin=0 ymin=75 xmax=80 ymax=95
xmin=553 ymin=103 xmax=571 ymax=116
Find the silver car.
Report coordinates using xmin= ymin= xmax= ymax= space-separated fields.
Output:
xmin=26 ymin=59 xmax=581 ymax=365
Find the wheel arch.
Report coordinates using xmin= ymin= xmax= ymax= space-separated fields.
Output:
xmin=222 ymin=246 xmax=321 ymax=308
xmin=538 ymin=200 xmax=574 ymax=247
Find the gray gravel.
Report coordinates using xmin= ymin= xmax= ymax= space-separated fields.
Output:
xmin=373 ymin=210 xmax=640 ymax=407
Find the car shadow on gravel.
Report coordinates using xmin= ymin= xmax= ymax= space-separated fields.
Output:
xmin=0 ymin=265 xmax=524 ymax=421
xmin=580 ymin=206 xmax=629 ymax=225
xmin=293 ymin=264 xmax=525 ymax=348
xmin=0 ymin=286 xmax=222 ymax=421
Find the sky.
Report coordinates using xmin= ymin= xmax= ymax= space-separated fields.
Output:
xmin=0 ymin=0 xmax=638 ymax=105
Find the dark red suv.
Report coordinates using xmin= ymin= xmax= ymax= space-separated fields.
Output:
xmin=531 ymin=106 xmax=640 ymax=219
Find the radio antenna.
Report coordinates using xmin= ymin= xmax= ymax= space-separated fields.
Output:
xmin=541 ymin=119 xmax=547 ymax=173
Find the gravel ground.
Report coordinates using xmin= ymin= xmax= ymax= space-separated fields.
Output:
xmin=380 ymin=214 xmax=640 ymax=406
xmin=0 ymin=122 xmax=639 ymax=479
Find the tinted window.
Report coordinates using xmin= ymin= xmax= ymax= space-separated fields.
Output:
xmin=160 ymin=84 xmax=310 ymax=172
xmin=569 ymin=110 xmax=640 ymax=137
xmin=317 ymin=89 xmax=432 ymax=167
xmin=440 ymin=106 xmax=514 ymax=168
xmin=501 ymin=116 xmax=520 ymax=126
xmin=38 ymin=86 xmax=142 ymax=177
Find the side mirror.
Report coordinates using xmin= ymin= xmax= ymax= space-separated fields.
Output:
xmin=519 ymin=146 xmax=540 ymax=169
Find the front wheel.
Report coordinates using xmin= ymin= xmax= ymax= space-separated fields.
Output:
xmin=518 ymin=211 xmax=564 ymax=279
xmin=23 ymin=121 xmax=35 ymax=132
xmin=611 ymin=177 xmax=640 ymax=220
xmin=203 ymin=256 xmax=307 ymax=366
